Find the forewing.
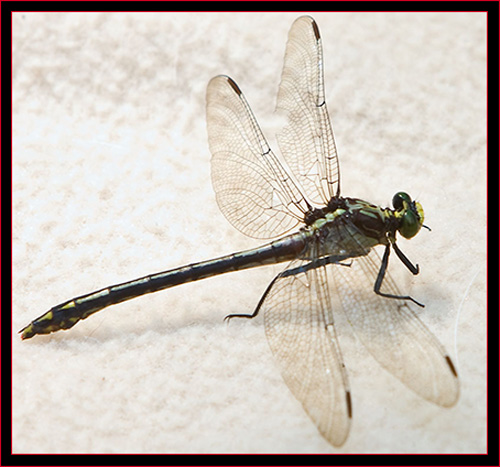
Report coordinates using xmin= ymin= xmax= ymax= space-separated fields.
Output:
xmin=276 ymin=16 xmax=340 ymax=205
xmin=263 ymin=259 xmax=352 ymax=447
xmin=207 ymin=75 xmax=310 ymax=239
xmin=333 ymin=247 xmax=460 ymax=407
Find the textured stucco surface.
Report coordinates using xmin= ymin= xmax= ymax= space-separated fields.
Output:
xmin=13 ymin=12 xmax=486 ymax=453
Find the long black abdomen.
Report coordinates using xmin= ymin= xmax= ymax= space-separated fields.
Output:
xmin=20 ymin=232 xmax=307 ymax=339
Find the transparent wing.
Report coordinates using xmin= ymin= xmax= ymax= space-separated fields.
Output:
xmin=276 ymin=16 xmax=340 ymax=205
xmin=207 ymin=75 xmax=311 ymax=239
xmin=263 ymin=258 xmax=352 ymax=447
xmin=333 ymin=247 xmax=460 ymax=407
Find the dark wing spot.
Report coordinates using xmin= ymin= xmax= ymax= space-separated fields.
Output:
xmin=227 ymin=76 xmax=242 ymax=95
xmin=445 ymin=355 xmax=458 ymax=377
xmin=346 ymin=391 xmax=352 ymax=418
xmin=312 ymin=19 xmax=320 ymax=41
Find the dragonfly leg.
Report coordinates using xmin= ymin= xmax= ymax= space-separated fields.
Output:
xmin=392 ymin=242 xmax=419 ymax=275
xmin=225 ymin=255 xmax=352 ymax=323
xmin=224 ymin=273 xmax=281 ymax=322
xmin=374 ymin=244 xmax=425 ymax=307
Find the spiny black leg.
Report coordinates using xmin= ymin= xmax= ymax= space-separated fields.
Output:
xmin=224 ymin=273 xmax=280 ymax=322
xmin=374 ymin=244 xmax=391 ymax=292
xmin=374 ymin=244 xmax=425 ymax=308
xmin=392 ymin=242 xmax=419 ymax=275
xmin=281 ymin=255 xmax=351 ymax=278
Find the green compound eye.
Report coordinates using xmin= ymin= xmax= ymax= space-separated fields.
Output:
xmin=392 ymin=192 xmax=411 ymax=210
xmin=392 ymin=192 xmax=424 ymax=239
xmin=400 ymin=209 xmax=421 ymax=239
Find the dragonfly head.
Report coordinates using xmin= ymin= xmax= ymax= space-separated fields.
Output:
xmin=392 ymin=192 xmax=424 ymax=239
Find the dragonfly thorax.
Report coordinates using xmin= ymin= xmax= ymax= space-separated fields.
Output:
xmin=302 ymin=193 xmax=424 ymax=256
xmin=345 ymin=192 xmax=424 ymax=242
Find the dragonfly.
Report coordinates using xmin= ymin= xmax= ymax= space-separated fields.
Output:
xmin=20 ymin=16 xmax=459 ymax=447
